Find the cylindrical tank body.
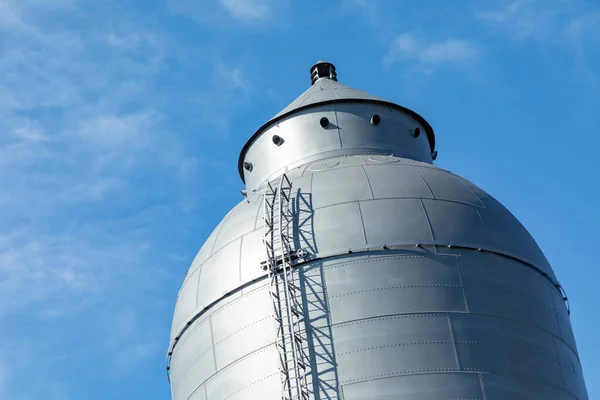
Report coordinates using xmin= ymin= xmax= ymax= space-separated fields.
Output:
xmin=167 ymin=63 xmax=588 ymax=399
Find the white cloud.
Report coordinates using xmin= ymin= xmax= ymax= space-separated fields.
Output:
xmin=168 ymin=0 xmax=280 ymax=26
xmin=219 ymin=0 xmax=273 ymax=21
xmin=476 ymin=0 xmax=600 ymax=43
xmin=385 ymin=32 xmax=478 ymax=68
xmin=195 ymin=60 xmax=251 ymax=130
xmin=476 ymin=0 xmax=541 ymax=38
xmin=0 ymin=3 xmax=198 ymax=397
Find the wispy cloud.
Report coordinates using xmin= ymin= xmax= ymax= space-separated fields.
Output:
xmin=219 ymin=0 xmax=273 ymax=21
xmin=476 ymin=0 xmax=600 ymax=43
xmin=195 ymin=60 xmax=251 ymax=130
xmin=385 ymin=32 xmax=478 ymax=70
xmin=476 ymin=0 xmax=545 ymax=39
xmin=0 ymin=0 xmax=199 ymax=397
xmin=168 ymin=0 xmax=279 ymax=26
xmin=476 ymin=0 xmax=600 ymax=84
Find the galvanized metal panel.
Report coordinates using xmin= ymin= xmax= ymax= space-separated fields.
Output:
xmin=239 ymin=229 xmax=265 ymax=283
xmin=414 ymin=165 xmax=484 ymax=206
xmin=187 ymin=387 xmax=207 ymax=400
xmin=336 ymin=105 xmax=430 ymax=161
xmin=483 ymin=372 xmax=579 ymax=399
xmin=324 ymin=254 xmax=461 ymax=292
xmin=326 ymin=269 xmax=467 ymax=324
xmin=363 ymin=164 xmax=434 ymax=199
xmin=172 ymin=339 xmax=216 ymax=400
xmin=169 ymin=318 xmax=214 ymax=387
xmin=188 ymin=218 xmax=226 ymax=273
xmin=243 ymin=107 xmax=342 ymax=190
xmin=312 ymin=202 xmax=367 ymax=254
xmin=213 ymin=315 xmax=274 ymax=369
xmin=555 ymin=337 xmax=588 ymax=398
xmin=311 ymin=166 xmax=373 ymax=209
xmin=212 ymin=202 xmax=256 ymax=253
xmin=360 ymin=198 xmax=432 ymax=245
xmin=196 ymin=239 xmax=241 ymax=309
xmin=332 ymin=314 xmax=452 ymax=356
xmin=270 ymin=78 xmax=384 ymax=121
xmin=221 ymin=373 xmax=281 ymax=400
xmin=171 ymin=267 xmax=200 ymax=337
xmin=455 ymin=327 xmax=563 ymax=388
xmin=462 ymin=280 xmax=561 ymax=336
xmin=337 ymin=341 xmax=457 ymax=383
xmin=422 ymin=199 xmax=487 ymax=245
xmin=341 ymin=373 xmax=483 ymax=400
xmin=210 ymin=287 xmax=274 ymax=368
xmin=204 ymin=345 xmax=280 ymax=399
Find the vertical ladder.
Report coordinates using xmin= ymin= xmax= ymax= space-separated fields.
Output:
xmin=263 ymin=174 xmax=310 ymax=400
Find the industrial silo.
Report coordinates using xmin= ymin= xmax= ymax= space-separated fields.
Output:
xmin=167 ymin=61 xmax=588 ymax=399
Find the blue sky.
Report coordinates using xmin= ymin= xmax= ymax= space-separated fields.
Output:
xmin=0 ymin=0 xmax=598 ymax=398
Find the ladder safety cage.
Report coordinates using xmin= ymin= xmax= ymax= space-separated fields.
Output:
xmin=262 ymin=174 xmax=311 ymax=400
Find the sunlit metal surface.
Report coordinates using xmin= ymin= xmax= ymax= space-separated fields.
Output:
xmin=168 ymin=62 xmax=588 ymax=400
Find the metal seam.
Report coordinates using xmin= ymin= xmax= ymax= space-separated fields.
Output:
xmin=360 ymin=165 xmax=375 ymax=200
xmin=341 ymin=368 xmax=484 ymax=385
xmin=459 ymin=178 xmax=486 ymax=208
xmin=328 ymin=311 xmax=581 ymax=357
xmin=419 ymin=198 xmax=437 ymax=242
xmin=447 ymin=314 xmax=462 ymax=370
xmin=552 ymin=336 xmax=568 ymax=392
xmin=410 ymin=165 xmax=435 ymax=198
xmin=334 ymin=103 xmax=343 ymax=149
xmin=479 ymin=373 xmax=488 ymax=400
xmin=167 ymin=244 xmax=571 ymax=379
xmin=336 ymin=340 xmax=477 ymax=356
xmin=329 ymin=284 xmax=462 ymax=299
xmin=356 ymin=202 xmax=369 ymax=247
xmin=456 ymin=258 xmax=470 ymax=313
xmin=308 ymin=196 xmax=495 ymax=214
xmin=209 ymin=317 xmax=218 ymax=372
xmin=221 ymin=372 xmax=279 ymax=400
xmin=179 ymin=343 xmax=275 ymax=393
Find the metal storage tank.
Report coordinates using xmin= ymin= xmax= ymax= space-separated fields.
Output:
xmin=167 ymin=61 xmax=588 ymax=400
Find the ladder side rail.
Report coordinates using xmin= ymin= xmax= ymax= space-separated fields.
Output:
xmin=263 ymin=185 xmax=293 ymax=400
xmin=277 ymin=177 xmax=301 ymax=399
xmin=278 ymin=175 xmax=307 ymax=400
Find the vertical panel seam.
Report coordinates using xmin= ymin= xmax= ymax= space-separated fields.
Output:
xmin=419 ymin=198 xmax=436 ymax=241
xmin=446 ymin=314 xmax=462 ymax=371
xmin=253 ymin=193 xmax=263 ymax=230
xmin=318 ymin=262 xmax=342 ymax=399
xmin=552 ymin=336 xmax=568 ymax=392
xmin=479 ymin=373 xmax=488 ymax=400
xmin=210 ymin=211 xmax=235 ymax=255
xmin=196 ymin=262 xmax=203 ymax=309
xmin=209 ymin=317 xmax=218 ymax=372
xmin=549 ymin=285 xmax=564 ymax=338
xmin=410 ymin=166 xmax=435 ymax=198
xmin=356 ymin=202 xmax=369 ymax=247
xmin=459 ymin=178 xmax=486 ymax=208
xmin=360 ymin=165 xmax=375 ymax=200
xmin=473 ymin=206 xmax=485 ymax=226
xmin=456 ymin=257 xmax=470 ymax=313
xmin=334 ymin=103 xmax=343 ymax=149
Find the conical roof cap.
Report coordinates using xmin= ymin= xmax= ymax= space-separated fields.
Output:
xmin=268 ymin=78 xmax=386 ymax=122
xmin=238 ymin=62 xmax=436 ymax=182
